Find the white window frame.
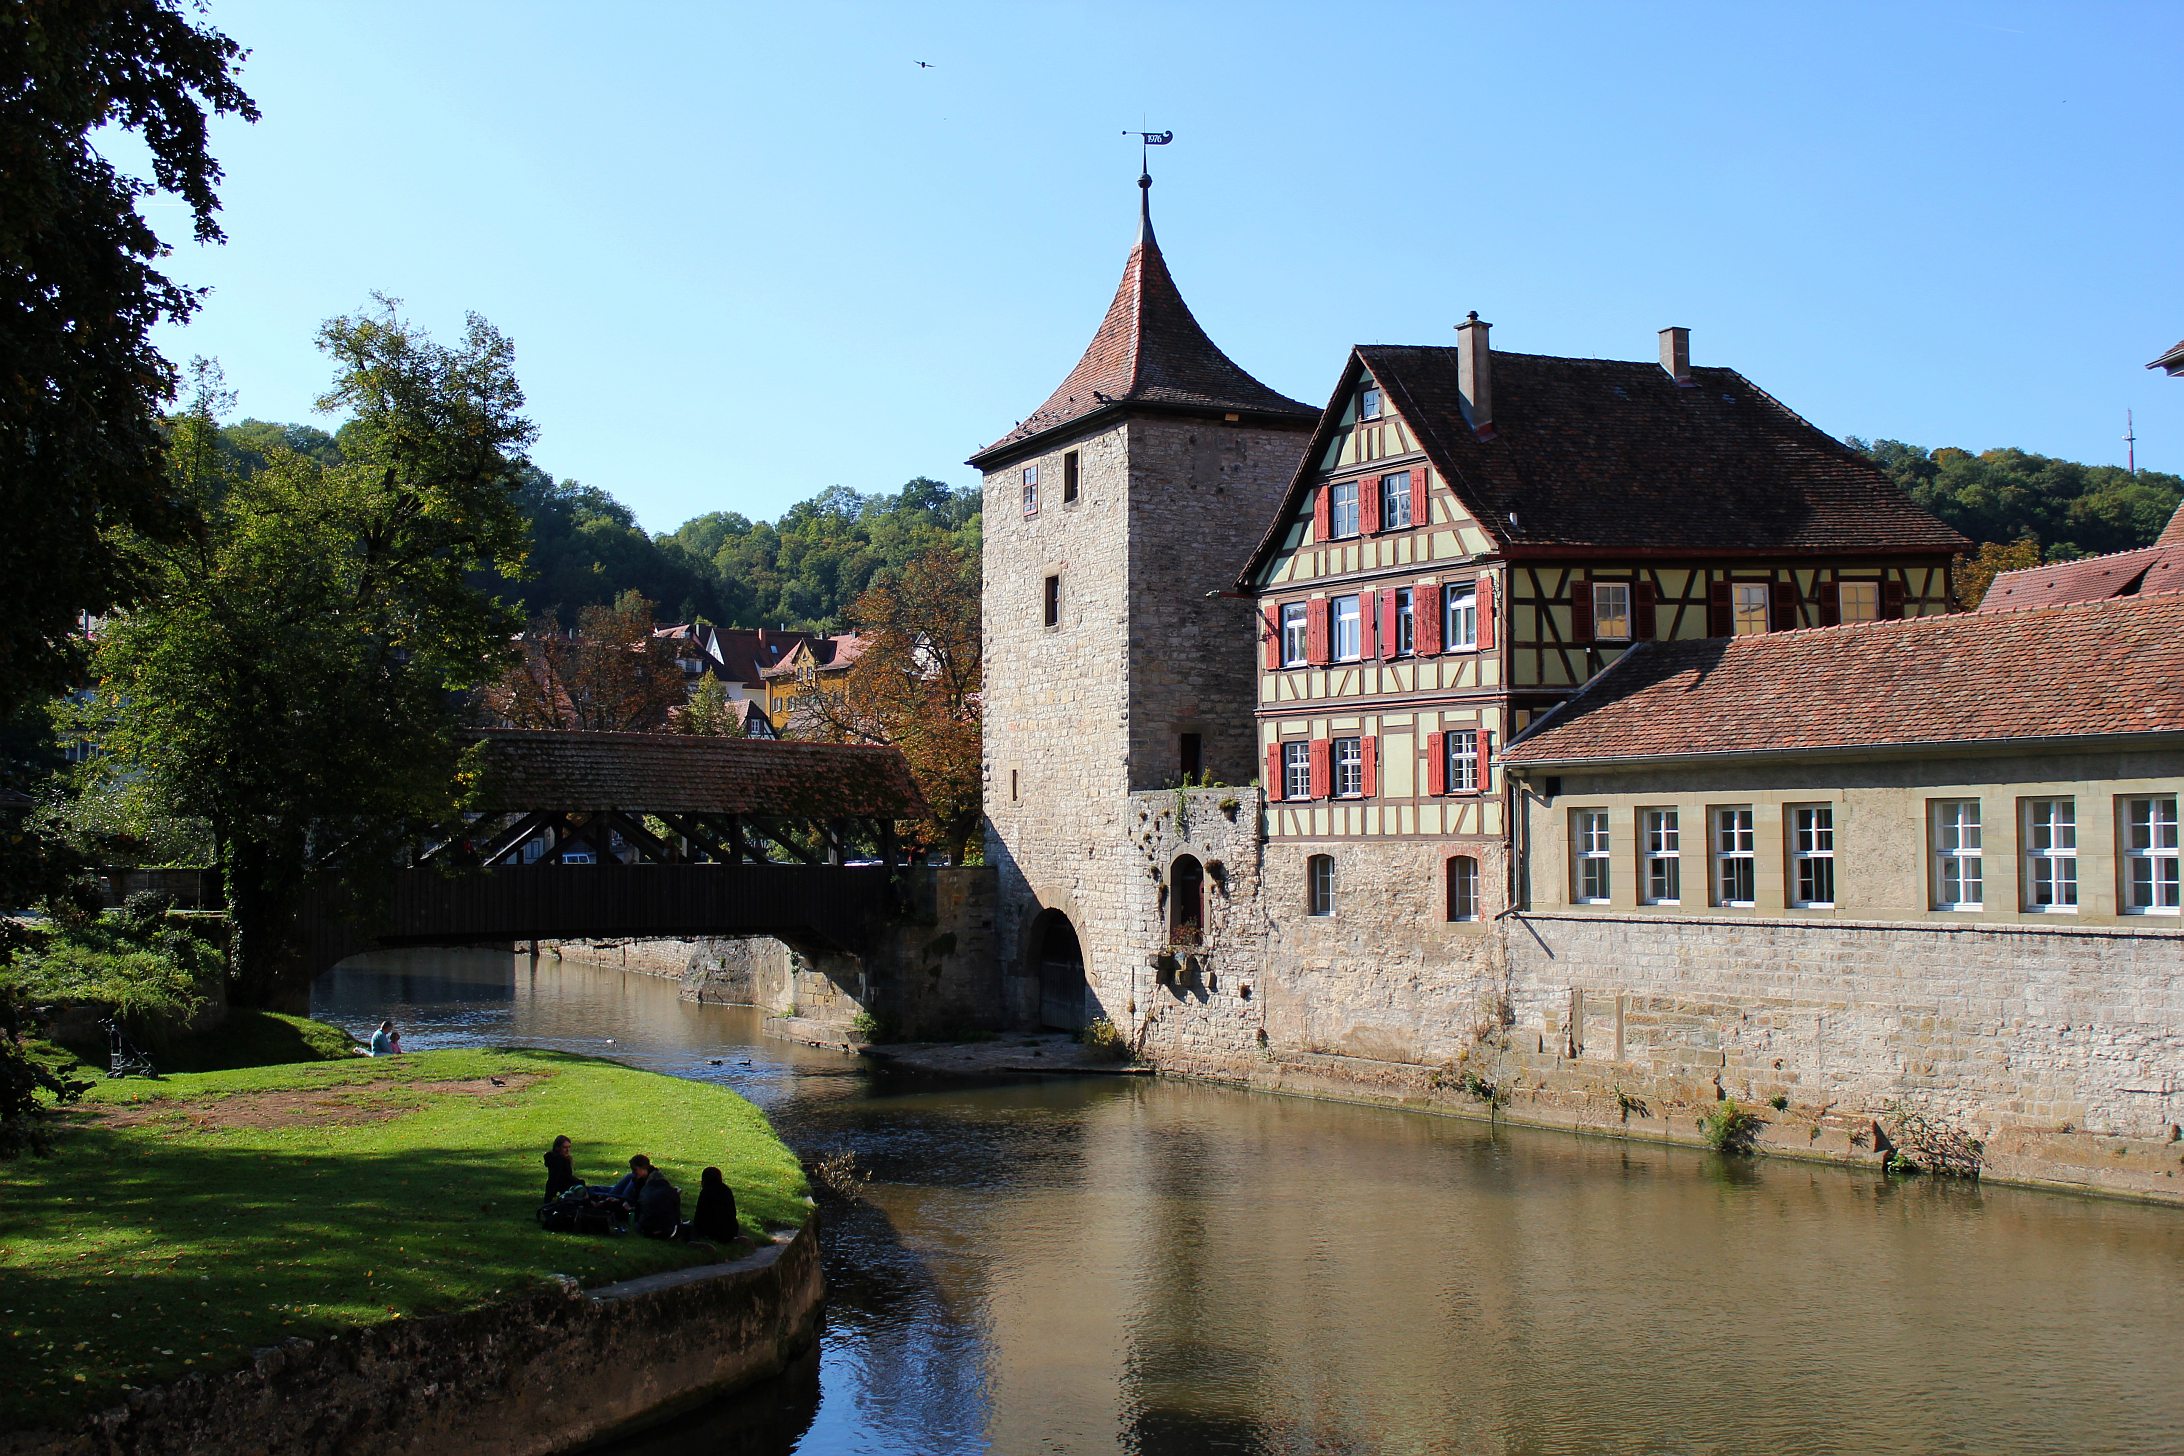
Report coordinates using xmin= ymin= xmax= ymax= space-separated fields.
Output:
xmin=1280 ymin=741 xmax=1311 ymax=800
xmin=1447 ymin=856 xmax=1480 ymax=922
xmin=1332 ymin=595 xmax=1362 ymax=661
xmin=1714 ymin=806 xmax=1756 ymax=907
xmin=1446 ymin=731 xmax=1479 ymax=794
xmin=1572 ymin=809 xmax=1612 ymax=904
xmin=1931 ymin=799 xmax=1983 ymax=911
xmin=1444 ymin=589 xmax=1478 ymax=651
xmin=1307 ymin=854 xmax=1335 ymax=917
xmin=1788 ymin=804 xmax=1835 ymax=909
xmin=1642 ymin=808 xmax=1681 ymax=905
xmin=1332 ymin=737 xmax=1363 ymax=798
xmin=2021 ymin=797 xmax=2078 ymax=913
xmin=2121 ymin=794 xmax=2180 ymax=915
xmin=1380 ymin=472 xmax=1413 ymax=530
xmin=1837 ymin=580 xmax=1880 ymax=623
xmin=1592 ymin=581 xmax=1632 ymax=641
xmin=1021 ymin=464 xmax=1039 ymax=516
xmin=1279 ymin=602 xmax=1308 ymax=668
xmin=1393 ymin=588 xmax=1415 ymax=657
xmin=1359 ymin=385 xmax=1383 ymax=421
xmin=1328 ymin=480 xmax=1360 ymax=539
xmin=1732 ymin=582 xmax=1770 ymax=635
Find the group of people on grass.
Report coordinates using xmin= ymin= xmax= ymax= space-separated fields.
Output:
xmin=543 ymin=1135 xmax=740 ymax=1244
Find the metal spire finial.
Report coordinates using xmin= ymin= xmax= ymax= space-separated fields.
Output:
xmin=1124 ymin=129 xmax=1172 ymax=245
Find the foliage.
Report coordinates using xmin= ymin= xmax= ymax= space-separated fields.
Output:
xmin=1953 ymin=534 xmax=2045 ymax=609
xmin=1079 ymin=1016 xmax=1132 ymax=1062
xmin=1701 ymin=1098 xmax=1765 ymax=1155
xmin=499 ymin=471 xmax=727 ymax=626
xmin=0 ymin=994 xmax=89 ymax=1159
xmin=149 ymin=1010 xmax=359 ymax=1072
xmin=84 ymin=303 xmax=534 ymax=1007
xmin=1853 ymin=439 xmax=2182 ymax=561
xmin=672 ymin=674 xmax=746 ymax=737
xmin=0 ymin=1049 xmax=807 ymax=1423
xmin=482 ymin=591 xmax=686 ymax=733
xmin=1879 ymin=1099 xmax=1984 ymax=1179
xmin=796 ymin=544 xmax=983 ymax=862
xmin=0 ymin=0 xmax=258 ymax=720
xmin=848 ymin=1009 xmax=896 ymax=1043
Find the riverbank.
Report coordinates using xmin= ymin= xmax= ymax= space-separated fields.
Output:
xmin=0 ymin=1048 xmax=812 ymax=1439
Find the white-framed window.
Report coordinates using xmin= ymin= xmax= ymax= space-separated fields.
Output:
xmin=1328 ymin=480 xmax=1360 ymax=539
xmin=1279 ymin=602 xmax=1307 ymax=667
xmin=1789 ymin=804 xmax=1835 ymax=908
xmin=1444 ymin=589 xmax=1478 ymax=650
xmin=1281 ymin=741 xmax=1312 ymax=800
xmin=1359 ymin=385 xmax=1382 ymax=421
xmin=1021 ymin=464 xmax=1039 ymax=516
xmin=1714 ymin=806 xmax=1756 ymax=907
xmin=1380 ymin=472 xmax=1413 ymax=530
xmin=1446 ymin=731 xmax=1479 ymax=794
xmin=2022 ymin=797 xmax=2078 ymax=912
xmin=1062 ymin=450 xmax=1080 ymax=505
xmin=1447 ymin=856 xmax=1480 ymax=922
xmin=1572 ymin=809 xmax=1612 ymax=903
xmin=1732 ymin=583 xmax=1770 ymax=635
xmin=1931 ymin=799 xmax=1983 ymax=910
xmin=1332 ymin=737 xmax=1364 ymax=798
xmin=2121 ymin=794 xmax=2180 ymax=914
xmin=1592 ymin=582 xmax=1632 ymax=641
xmin=1393 ymin=588 xmax=1415 ymax=656
xmin=1642 ymin=808 xmax=1681 ymax=905
xmin=1837 ymin=581 xmax=1880 ymax=622
xmin=1307 ymin=853 xmax=1335 ymax=916
xmin=1332 ymin=595 xmax=1362 ymax=661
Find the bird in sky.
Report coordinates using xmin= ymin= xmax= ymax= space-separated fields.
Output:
xmin=915 ymin=60 xmax=934 ymax=68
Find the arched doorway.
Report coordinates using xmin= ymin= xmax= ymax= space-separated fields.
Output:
xmin=1030 ymin=910 xmax=1087 ymax=1032
xmin=1169 ymin=855 xmax=1205 ymax=945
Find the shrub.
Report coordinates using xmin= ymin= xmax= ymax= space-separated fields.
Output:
xmin=1079 ymin=1016 xmax=1131 ymax=1062
xmin=1769 ymin=1092 xmax=1790 ymax=1112
xmin=1702 ymin=1098 xmax=1766 ymax=1155
xmin=849 ymin=1009 xmax=897 ymax=1044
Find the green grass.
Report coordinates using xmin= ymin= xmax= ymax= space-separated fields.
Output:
xmin=0 ymin=1048 xmax=809 ymax=1427
xmin=154 ymin=1009 xmax=362 ymax=1072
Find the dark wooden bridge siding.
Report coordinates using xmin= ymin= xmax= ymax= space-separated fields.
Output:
xmin=382 ymin=864 xmax=894 ymax=949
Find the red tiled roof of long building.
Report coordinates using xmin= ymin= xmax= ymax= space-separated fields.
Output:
xmin=1502 ymin=592 xmax=2184 ymax=767
xmin=469 ymin=730 xmax=928 ymax=819
xmin=1978 ymin=502 xmax=2184 ymax=611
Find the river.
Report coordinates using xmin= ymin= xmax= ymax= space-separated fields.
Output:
xmin=314 ymin=949 xmax=2184 ymax=1456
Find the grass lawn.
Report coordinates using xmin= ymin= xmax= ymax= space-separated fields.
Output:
xmin=0 ymin=1048 xmax=809 ymax=1427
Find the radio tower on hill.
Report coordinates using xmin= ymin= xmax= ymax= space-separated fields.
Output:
xmin=2124 ymin=409 xmax=2137 ymax=474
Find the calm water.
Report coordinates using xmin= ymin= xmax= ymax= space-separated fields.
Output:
xmin=315 ymin=950 xmax=2184 ymax=1456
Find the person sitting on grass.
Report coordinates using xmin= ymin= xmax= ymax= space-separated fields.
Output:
xmin=544 ymin=1135 xmax=580 ymax=1202
xmin=369 ymin=1020 xmax=395 ymax=1056
xmin=610 ymin=1154 xmax=686 ymax=1239
xmin=691 ymin=1166 xmax=739 ymax=1244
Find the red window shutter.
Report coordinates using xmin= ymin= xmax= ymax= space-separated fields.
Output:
xmin=1769 ymin=577 xmax=1797 ymax=632
xmin=1308 ymin=598 xmax=1330 ymax=664
xmin=1476 ymin=729 xmax=1493 ymax=791
xmin=1633 ymin=581 xmax=1657 ymax=639
xmin=1881 ymin=579 xmax=1907 ymax=619
xmin=1415 ymin=582 xmax=1442 ymax=655
xmin=1357 ymin=595 xmax=1377 ymax=659
xmin=1425 ymin=731 xmax=1447 ymax=795
xmin=1361 ymin=735 xmax=1378 ymax=797
xmin=1818 ymin=580 xmax=1841 ymax=627
xmin=1410 ymin=466 xmax=1429 ymax=526
xmin=1265 ymin=744 xmax=1284 ymax=801
xmin=1476 ymin=573 xmax=1497 ymax=650
xmin=1360 ymin=477 xmax=1381 ymax=535
xmin=1378 ymin=588 xmax=1399 ymax=659
xmin=1261 ymin=606 xmax=1282 ymax=670
xmin=1312 ymin=485 xmax=1332 ymax=543
xmin=1308 ymin=739 xmax=1331 ymax=799
xmin=1708 ymin=579 xmax=1733 ymax=636
xmin=1569 ymin=574 xmax=1594 ymax=645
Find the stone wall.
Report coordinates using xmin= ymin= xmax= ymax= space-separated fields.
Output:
xmin=5 ymin=1221 xmax=824 ymax=1456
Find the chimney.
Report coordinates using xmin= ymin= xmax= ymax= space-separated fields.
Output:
xmin=1456 ymin=311 xmax=1492 ymax=434
xmin=1659 ymin=326 xmax=1692 ymax=386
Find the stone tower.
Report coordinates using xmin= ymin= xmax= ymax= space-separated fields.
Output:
xmin=971 ymin=174 xmax=1316 ymax=1030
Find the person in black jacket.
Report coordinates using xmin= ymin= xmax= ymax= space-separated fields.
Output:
xmin=610 ymin=1154 xmax=685 ymax=1239
xmin=543 ymin=1135 xmax=579 ymax=1202
xmin=690 ymin=1166 xmax=739 ymax=1243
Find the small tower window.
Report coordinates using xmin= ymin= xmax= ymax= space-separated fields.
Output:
xmin=1063 ymin=450 xmax=1080 ymax=505
xmin=1306 ymin=854 xmax=1336 ymax=917
xmin=1022 ymin=465 xmax=1039 ymax=516
xmin=1170 ymin=855 xmax=1205 ymax=945
xmin=1179 ymin=732 xmax=1203 ymax=781
xmin=1043 ymin=574 xmax=1061 ymax=628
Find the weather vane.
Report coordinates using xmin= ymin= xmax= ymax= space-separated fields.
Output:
xmin=1124 ymin=129 xmax=1174 ymax=175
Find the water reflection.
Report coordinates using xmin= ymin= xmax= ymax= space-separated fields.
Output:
xmin=319 ymin=951 xmax=2184 ymax=1456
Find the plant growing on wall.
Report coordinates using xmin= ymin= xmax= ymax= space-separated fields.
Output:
xmin=1702 ymin=1099 xmax=1765 ymax=1155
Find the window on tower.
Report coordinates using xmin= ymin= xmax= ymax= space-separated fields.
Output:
xmin=1063 ymin=450 xmax=1080 ymax=505
xmin=1043 ymin=574 xmax=1060 ymax=629
xmin=1021 ymin=465 xmax=1039 ymax=516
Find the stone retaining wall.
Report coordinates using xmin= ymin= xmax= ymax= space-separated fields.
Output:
xmin=4 ymin=1221 xmax=824 ymax=1456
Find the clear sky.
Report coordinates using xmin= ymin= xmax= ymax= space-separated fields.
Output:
xmin=150 ymin=1 xmax=2184 ymax=532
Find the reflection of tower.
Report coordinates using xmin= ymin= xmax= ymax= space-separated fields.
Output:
xmin=2125 ymin=409 xmax=2137 ymax=474
xmin=971 ymin=170 xmax=1315 ymax=1029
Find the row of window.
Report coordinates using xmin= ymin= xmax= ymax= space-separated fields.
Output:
xmin=1273 ymin=580 xmax=1492 ymax=668
xmin=1573 ymin=576 xmax=1903 ymax=644
xmin=1020 ymin=452 xmax=1082 ymax=515
xmin=1269 ymin=731 xmax=1494 ymax=802
xmin=1305 ymin=852 xmax=1483 ymax=922
xmin=1315 ymin=470 xmax=1423 ymax=541
xmin=1566 ymin=795 xmax=2180 ymax=915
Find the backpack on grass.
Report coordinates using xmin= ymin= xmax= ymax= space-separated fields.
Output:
xmin=536 ymin=1185 xmax=626 ymax=1235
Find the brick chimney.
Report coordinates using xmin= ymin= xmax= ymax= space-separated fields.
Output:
xmin=1659 ymin=326 xmax=1692 ymax=386
xmin=1456 ymin=311 xmax=1492 ymax=434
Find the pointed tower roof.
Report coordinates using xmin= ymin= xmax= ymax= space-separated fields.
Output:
xmin=969 ymin=176 xmax=1315 ymax=468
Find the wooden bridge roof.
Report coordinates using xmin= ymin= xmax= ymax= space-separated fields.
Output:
xmin=468 ymin=730 xmax=929 ymax=819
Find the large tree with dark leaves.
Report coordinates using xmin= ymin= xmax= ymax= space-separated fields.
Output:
xmin=0 ymin=0 xmax=256 ymax=718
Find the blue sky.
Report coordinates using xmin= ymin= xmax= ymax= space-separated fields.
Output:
xmin=151 ymin=1 xmax=2184 ymax=532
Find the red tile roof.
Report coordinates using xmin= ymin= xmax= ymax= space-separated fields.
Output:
xmin=969 ymin=185 xmax=1315 ymax=467
xmin=710 ymin=628 xmax=814 ymax=688
xmin=2150 ymin=338 xmax=2184 ymax=375
xmin=1503 ymin=592 xmax=2184 ymax=767
xmin=470 ymin=730 xmax=928 ymax=818
xmin=759 ymin=632 xmax=866 ymax=680
xmin=1978 ymin=503 xmax=2184 ymax=611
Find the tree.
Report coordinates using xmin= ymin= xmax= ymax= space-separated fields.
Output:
xmin=672 ymin=675 xmax=746 ymax=737
xmin=482 ymin=591 xmax=686 ymax=733
xmin=800 ymin=545 xmax=982 ymax=862
xmin=1853 ymin=439 xmax=2183 ymax=559
xmin=1954 ymin=535 xmax=2044 ymax=609
xmin=86 ymin=303 xmax=534 ymax=1007
xmin=0 ymin=0 xmax=257 ymax=718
